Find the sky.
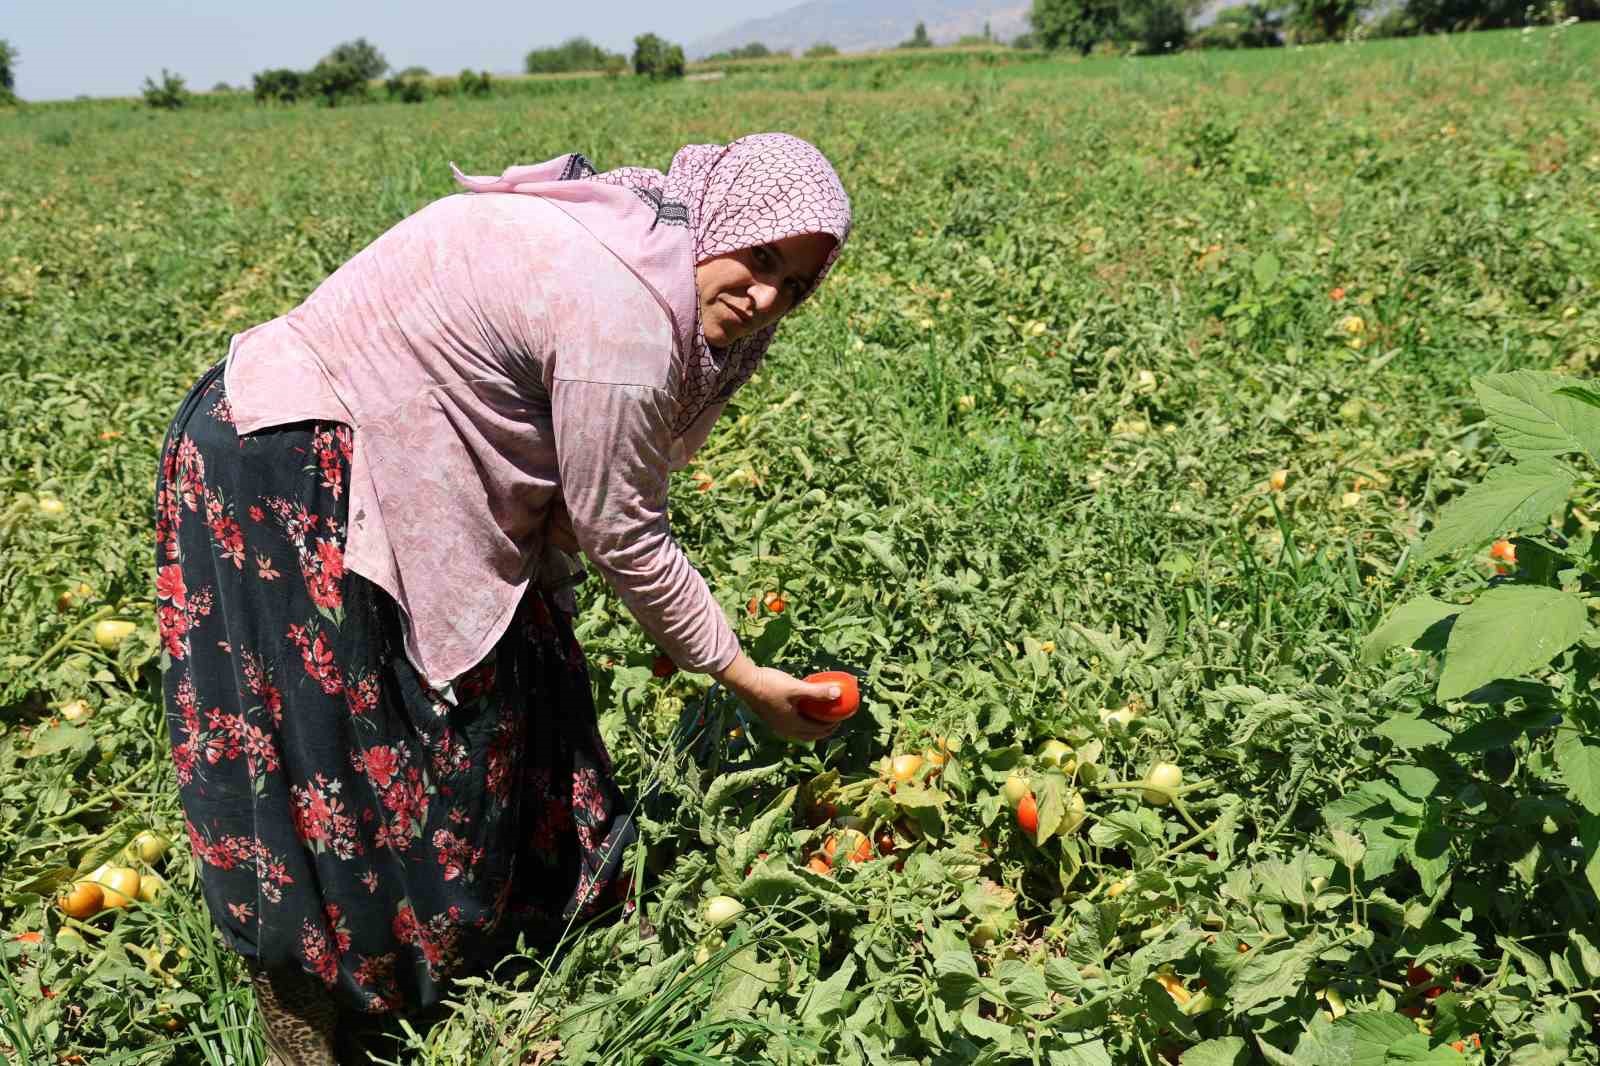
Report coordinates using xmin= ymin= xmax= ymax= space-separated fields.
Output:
xmin=2 ymin=0 xmax=798 ymax=102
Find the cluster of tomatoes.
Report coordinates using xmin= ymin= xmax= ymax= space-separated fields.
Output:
xmin=55 ymin=830 xmax=170 ymax=920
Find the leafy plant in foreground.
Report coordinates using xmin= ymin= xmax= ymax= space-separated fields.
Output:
xmin=1366 ymin=368 xmax=1600 ymax=895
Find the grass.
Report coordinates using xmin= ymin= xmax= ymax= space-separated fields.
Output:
xmin=2 ymin=21 xmax=1599 ymax=1064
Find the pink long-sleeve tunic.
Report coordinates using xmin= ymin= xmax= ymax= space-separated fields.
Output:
xmin=223 ymin=191 xmax=739 ymax=688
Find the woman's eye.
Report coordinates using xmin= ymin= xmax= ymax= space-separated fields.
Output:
xmin=754 ymin=246 xmax=772 ymax=267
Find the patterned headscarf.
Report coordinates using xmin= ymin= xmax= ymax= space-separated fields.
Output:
xmin=454 ymin=133 xmax=851 ymax=434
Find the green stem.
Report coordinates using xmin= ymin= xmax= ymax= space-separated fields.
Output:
xmin=41 ymin=758 xmax=160 ymax=828
xmin=28 ymin=604 xmax=116 ymax=673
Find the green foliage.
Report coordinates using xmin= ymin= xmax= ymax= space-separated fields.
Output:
xmin=524 ymin=36 xmax=625 ymax=74
xmin=705 ymin=42 xmax=784 ymax=62
xmin=1029 ymin=0 xmax=1126 ymax=53
xmin=1283 ymin=0 xmax=1370 ymax=42
xmin=1122 ymin=0 xmax=1192 ymax=53
xmin=4 ymin=26 xmax=1600 ymax=1065
xmin=804 ymin=42 xmax=840 ymax=57
xmin=320 ymin=36 xmax=388 ymax=82
xmin=139 ymin=69 xmax=189 ymax=110
xmin=1191 ymin=4 xmax=1285 ymax=48
xmin=303 ymin=57 xmax=371 ymax=107
xmin=0 ymin=38 xmax=17 ymax=101
xmin=899 ymin=21 xmax=935 ymax=48
xmin=632 ymin=33 xmax=686 ymax=79
xmin=251 ymin=67 xmax=303 ymax=104
xmin=457 ymin=69 xmax=492 ymax=97
xmin=384 ymin=74 xmax=428 ymax=103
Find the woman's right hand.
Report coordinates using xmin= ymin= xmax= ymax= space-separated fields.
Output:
xmin=713 ymin=651 xmax=842 ymax=743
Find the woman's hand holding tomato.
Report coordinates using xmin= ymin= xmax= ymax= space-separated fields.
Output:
xmin=714 ymin=651 xmax=845 ymax=742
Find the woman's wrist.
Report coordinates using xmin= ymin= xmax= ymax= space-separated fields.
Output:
xmin=712 ymin=649 xmax=757 ymax=693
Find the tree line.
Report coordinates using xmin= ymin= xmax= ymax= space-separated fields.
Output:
xmin=1026 ymin=0 xmax=1598 ymax=56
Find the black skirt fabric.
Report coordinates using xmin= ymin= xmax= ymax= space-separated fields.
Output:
xmin=154 ymin=361 xmax=634 ymax=1014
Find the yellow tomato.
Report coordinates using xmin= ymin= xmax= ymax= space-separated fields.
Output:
xmin=93 ymin=620 xmax=137 ymax=651
xmin=1142 ymin=762 xmax=1182 ymax=806
xmin=57 ymin=881 xmax=104 ymax=919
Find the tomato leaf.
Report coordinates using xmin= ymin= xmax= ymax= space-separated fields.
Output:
xmin=1418 ymin=458 xmax=1574 ymax=561
xmin=1180 ymin=1037 xmax=1250 ymax=1066
xmin=1374 ymin=716 xmax=1451 ymax=750
xmin=1474 ymin=370 xmax=1600 ymax=463
xmin=1437 ymin=585 xmax=1587 ymax=701
xmin=1553 ymin=731 xmax=1600 ymax=816
xmin=1361 ymin=596 xmax=1460 ymax=665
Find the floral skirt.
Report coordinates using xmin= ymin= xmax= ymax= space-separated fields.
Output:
xmin=154 ymin=361 xmax=634 ymax=1014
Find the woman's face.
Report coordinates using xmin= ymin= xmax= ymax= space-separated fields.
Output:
xmin=695 ymin=232 xmax=836 ymax=348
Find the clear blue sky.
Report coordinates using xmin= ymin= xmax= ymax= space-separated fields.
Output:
xmin=4 ymin=0 xmax=797 ymax=101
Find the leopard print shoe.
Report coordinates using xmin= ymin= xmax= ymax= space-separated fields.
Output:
xmin=248 ymin=963 xmax=338 ymax=1066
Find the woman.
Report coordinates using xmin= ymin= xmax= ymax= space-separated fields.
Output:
xmin=154 ymin=132 xmax=852 ymax=1064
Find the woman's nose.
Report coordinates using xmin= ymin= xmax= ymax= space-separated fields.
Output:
xmin=750 ymin=281 xmax=782 ymax=315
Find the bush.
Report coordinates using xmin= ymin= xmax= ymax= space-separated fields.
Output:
xmin=141 ymin=69 xmax=190 ymax=110
xmin=633 ymin=33 xmax=686 ymax=78
xmin=805 ymin=42 xmax=840 ymax=57
xmin=1028 ymin=0 xmax=1124 ymax=54
xmin=252 ymin=67 xmax=303 ymax=104
xmin=321 ymin=37 xmax=388 ymax=81
xmin=304 ymin=59 xmax=370 ymax=107
xmin=1282 ymin=0 xmax=1368 ymax=43
xmin=1121 ymin=0 xmax=1189 ymax=53
xmin=525 ymin=37 xmax=625 ymax=74
xmin=898 ymin=21 xmax=934 ymax=48
xmin=384 ymin=75 xmax=428 ymax=103
xmin=457 ymin=69 xmax=492 ymax=97
xmin=396 ymin=65 xmax=431 ymax=78
xmin=1 ymin=38 xmax=19 ymax=103
xmin=1190 ymin=3 xmax=1284 ymax=48
xmin=705 ymin=42 xmax=785 ymax=61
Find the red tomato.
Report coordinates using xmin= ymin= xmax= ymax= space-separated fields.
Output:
xmin=1016 ymin=793 xmax=1039 ymax=835
xmin=651 ymin=654 xmax=677 ymax=678
xmin=796 ymin=671 xmax=860 ymax=723
xmin=1489 ymin=539 xmax=1516 ymax=564
xmin=805 ymin=855 xmax=832 ymax=876
xmin=1406 ymin=964 xmax=1432 ymax=986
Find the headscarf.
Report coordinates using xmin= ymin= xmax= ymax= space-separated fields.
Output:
xmin=452 ymin=133 xmax=852 ymax=433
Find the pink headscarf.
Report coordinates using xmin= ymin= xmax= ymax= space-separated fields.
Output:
xmin=452 ymin=133 xmax=852 ymax=433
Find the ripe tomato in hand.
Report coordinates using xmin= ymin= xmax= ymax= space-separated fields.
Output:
xmin=796 ymin=671 xmax=859 ymax=723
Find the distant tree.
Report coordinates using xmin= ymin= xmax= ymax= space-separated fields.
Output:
xmin=956 ymin=33 xmax=990 ymax=44
xmin=1190 ymin=3 xmax=1284 ymax=47
xmin=1282 ymin=0 xmax=1368 ymax=41
xmin=396 ymin=65 xmax=431 ymax=78
xmin=1398 ymin=0 xmax=1595 ymax=31
xmin=1122 ymin=0 xmax=1192 ymax=51
xmin=985 ymin=19 xmax=994 ymax=39
xmin=1011 ymin=31 xmax=1039 ymax=47
xmin=705 ymin=42 xmax=781 ymax=61
xmin=525 ymin=37 xmax=625 ymax=74
xmin=142 ymin=69 xmax=190 ymax=110
xmin=804 ymin=42 xmax=840 ymax=57
xmin=633 ymin=33 xmax=686 ymax=78
xmin=322 ymin=37 xmax=388 ymax=81
xmin=1028 ymin=0 xmax=1124 ymax=53
xmin=210 ymin=81 xmax=234 ymax=93
xmin=304 ymin=57 xmax=370 ymax=106
xmin=0 ymin=39 xmax=18 ymax=102
xmin=252 ymin=67 xmax=304 ymax=104
xmin=899 ymin=21 xmax=935 ymax=47
xmin=457 ymin=68 xmax=492 ymax=96
xmin=384 ymin=74 xmax=428 ymax=102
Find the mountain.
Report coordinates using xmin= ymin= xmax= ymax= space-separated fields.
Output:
xmin=688 ymin=1 xmax=1035 ymax=59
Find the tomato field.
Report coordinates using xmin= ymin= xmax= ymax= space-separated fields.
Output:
xmin=4 ymin=24 xmax=1600 ymax=1065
